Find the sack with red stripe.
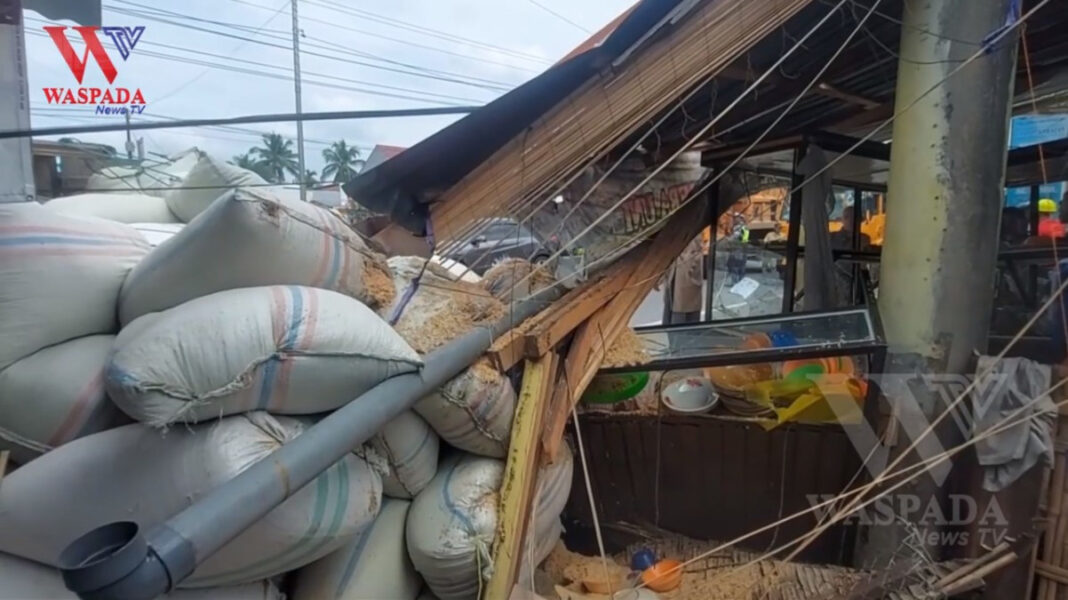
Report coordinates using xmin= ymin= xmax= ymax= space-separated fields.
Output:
xmin=0 ymin=335 xmax=129 ymax=465
xmin=0 ymin=203 xmax=150 ymax=371
xmin=107 ymin=285 xmax=422 ymax=426
xmin=119 ymin=188 xmax=395 ymax=325
xmin=0 ymin=412 xmax=382 ymax=587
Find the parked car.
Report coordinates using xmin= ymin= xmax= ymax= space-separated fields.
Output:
xmin=442 ymin=218 xmax=559 ymax=275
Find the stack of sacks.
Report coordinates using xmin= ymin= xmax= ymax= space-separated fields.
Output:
xmin=0 ymin=203 xmax=148 ymax=463
xmin=0 ymin=180 xmax=429 ymax=591
xmin=384 ymin=257 xmax=516 ymax=457
xmin=0 ymin=413 xmax=386 ymax=586
xmin=0 ymin=552 xmax=285 ymax=600
xmin=43 ymin=192 xmax=179 ymax=224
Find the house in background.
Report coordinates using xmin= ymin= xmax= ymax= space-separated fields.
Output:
xmin=362 ymin=144 xmax=405 ymax=172
xmin=32 ymin=139 xmax=136 ymax=199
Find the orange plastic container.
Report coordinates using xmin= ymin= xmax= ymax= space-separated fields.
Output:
xmin=641 ymin=559 xmax=683 ymax=592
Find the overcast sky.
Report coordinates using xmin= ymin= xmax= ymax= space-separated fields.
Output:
xmin=24 ymin=0 xmax=633 ymax=173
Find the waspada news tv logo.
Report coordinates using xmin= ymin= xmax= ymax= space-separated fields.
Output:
xmin=42 ymin=25 xmax=147 ymax=112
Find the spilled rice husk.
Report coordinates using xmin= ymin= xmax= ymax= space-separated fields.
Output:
xmin=544 ymin=533 xmax=863 ymax=600
xmin=483 ymin=258 xmax=555 ymax=299
xmin=362 ymin=256 xmax=396 ymax=311
xmin=601 ymin=327 xmax=650 ymax=368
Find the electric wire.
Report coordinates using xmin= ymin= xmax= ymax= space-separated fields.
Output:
xmin=227 ymin=0 xmax=541 ymax=74
xmin=526 ymin=0 xmax=591 ymax=34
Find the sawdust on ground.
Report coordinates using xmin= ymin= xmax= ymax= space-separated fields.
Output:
xmin=543 ymin=535 xmax=862 ymax=600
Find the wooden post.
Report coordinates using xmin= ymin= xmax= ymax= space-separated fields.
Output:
xmin=484 ymin=354 xmax=559 ymax=600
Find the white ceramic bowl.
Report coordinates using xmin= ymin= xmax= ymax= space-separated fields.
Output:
xmin=661 ymin=377 xmax=718 ymax=413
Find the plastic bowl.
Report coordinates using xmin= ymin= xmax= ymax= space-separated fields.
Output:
xmin=641 ymin=559 xmax=683 ymax=593
xmin=661 ymin=378 xmax=718 ymax=414
xmin=582 ymin=372 xmax=650 ymax=405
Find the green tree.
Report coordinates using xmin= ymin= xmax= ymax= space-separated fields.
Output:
xmin=300 ymin=169 xmax=319 ymax=186
xmin=229 ymin=151 xmax=272 ymax=180
xmin=321 ymin=140 xmax=365 ymax=183
xmin=251 ymin=133 xmax=299 ymax=183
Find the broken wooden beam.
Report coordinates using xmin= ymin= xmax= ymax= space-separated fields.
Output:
xmin=484 ymin=354 xmax=559 ymax=600
xmin=542 ymin=196 xmax=710 ymax=461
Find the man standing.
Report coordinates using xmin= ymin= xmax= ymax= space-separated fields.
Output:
xmin=667 ymin=235 xmax=704 ymax=325
xmin=1038 ymin=198 xmax=1066 ymax=239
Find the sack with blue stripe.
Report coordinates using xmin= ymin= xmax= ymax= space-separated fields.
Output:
xmin=405 ymin=447 xmax=574 ymax=600
xmin=0 ymin=203 xmax=149 ymax=372
xmin=0 ymin=412 xmax=383 ymax=587
xmin=44 ymin=192 xmax=180 ymax=224
xmin=119 ymin=187 xmax=396 ymax=325
xmin=106 ymin=285 xmax=422 ymax=427
xmin=293 ymin=498 xmax=423 ymax=600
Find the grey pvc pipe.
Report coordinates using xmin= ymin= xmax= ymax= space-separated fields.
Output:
xmin=59 ymin=291 xmax=556 ymax=599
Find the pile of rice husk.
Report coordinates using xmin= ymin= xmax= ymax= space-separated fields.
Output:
xmin=602 ymin=327 xmax=650 ymax=368
xmin=361 ymin=253 xmax=397 ymax=311
xmin=385 ymin=256 xmax=505 ymax=354
xmin=543 ymin=534 xmax=863 ymax=600
xmin=482 ymin=257 xmax=555 ymax=299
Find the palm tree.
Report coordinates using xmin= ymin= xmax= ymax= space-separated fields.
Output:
xmin=251 ymin=133 xmax=299 ymax=183
xmin=321 ymin=140 xmax=365 ymax=183
xmin=230 ymin=151 xmax=272 ymax=180
xmin=300 ymin=169 xmax=319 ymax=186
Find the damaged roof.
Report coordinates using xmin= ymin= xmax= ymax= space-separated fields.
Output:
xmin=342 ymin=0 xmax=683 ymax=231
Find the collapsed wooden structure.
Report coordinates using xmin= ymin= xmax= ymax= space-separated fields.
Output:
xmin=343 ymin=0 xmax=1068 ymax=597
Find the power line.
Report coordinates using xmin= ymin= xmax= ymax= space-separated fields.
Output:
xmin=228 ymin=0 xmax=541 ymax=74
xmin=153 ymin=0 xmax=291 ymax=105
xmin=301 ymin=0 xmax=549 ymax=64
xmin=103 ymin=2 xmax=517 ymax=91
xmin=525 ymin=0 xmax=591 ymax=34
xmin=4 ymin=106 xmax=480 ymax=139
xmin=25 ymin=25 xmax=489 ymax=107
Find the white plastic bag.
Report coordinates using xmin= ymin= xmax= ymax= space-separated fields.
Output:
xmin=165 ymin=152 xmax=269 ymax=222
xmin=43 ymin=193 xmax=179 ymax=223
xmin=120 ymin=187 xmax=395 ymax=324
xmin=0 ymin=412 xmax=383 ymax=587
xmin=0 ymin=335 xmax=127 ymax=464
xmin=415 ymin=359 xmax=516 ymax=458
xmin=0 ymin=203 xmax=149 ymax=371
xmin=107 ymin=286 xmax=422 ymax=426
xmin=0 ymin=552 xmax=285 ymax=600
xmin=292 ymin=498 xmax=423 ymax=600
xmin=371 ymin=411 xmax=440 ymax=499
xmin=405 ymin=447 xmax=574 ymax=600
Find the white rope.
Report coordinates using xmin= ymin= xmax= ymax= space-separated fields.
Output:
xmin=571 ymin=406 xmax=616 ymax=595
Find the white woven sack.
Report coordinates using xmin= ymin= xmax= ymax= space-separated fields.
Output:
xmin=414 ymin=360 xmax=516 ymax=458
xmin=120 ymin=187 xmax=394 ymax=325
xmin=405 ymin=447 xmax=574 ymax=600
xmin=0 ymin=552 xmax=285 ymax=600
xmin=107 ymin=286 xmax=421 ymax=426
xmin=292 ymin=498 xmax=423 ymax=600
xmin=165 ymin=152 xmax=268 ymax=222
xmin=371 ymin=410 xmax=440 ymax=499
xmin=0 ymin=203 xmax=148 ymax=371
xmin=0 ymin=412 xmax=383 ymax=587
xmin=43 ymin=193 xmax=179 ymax=223
xmin=0 ymin=335 xmax=126 ymax=464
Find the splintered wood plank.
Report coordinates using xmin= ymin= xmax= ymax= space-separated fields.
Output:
xmin=542 ymin=197 xmax=709 ymax=461
xmin=484 ymin=354 xmax=559 ymax=600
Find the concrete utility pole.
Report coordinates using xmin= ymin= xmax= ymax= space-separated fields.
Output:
xmin=0 ymin=0 xmax=35 ymax=204
xmin=291 ymin=0 xmax=307 ymax=201
xmin=857 ymin=0 xmax=1017 ymax=567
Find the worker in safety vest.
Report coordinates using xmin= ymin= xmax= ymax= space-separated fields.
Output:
xmin=1038 ymin=198 xmax=1066 ymax=238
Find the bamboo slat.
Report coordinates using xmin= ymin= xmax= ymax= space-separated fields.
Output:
xmin=430 ymin=0 xmax=814 ymax=244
